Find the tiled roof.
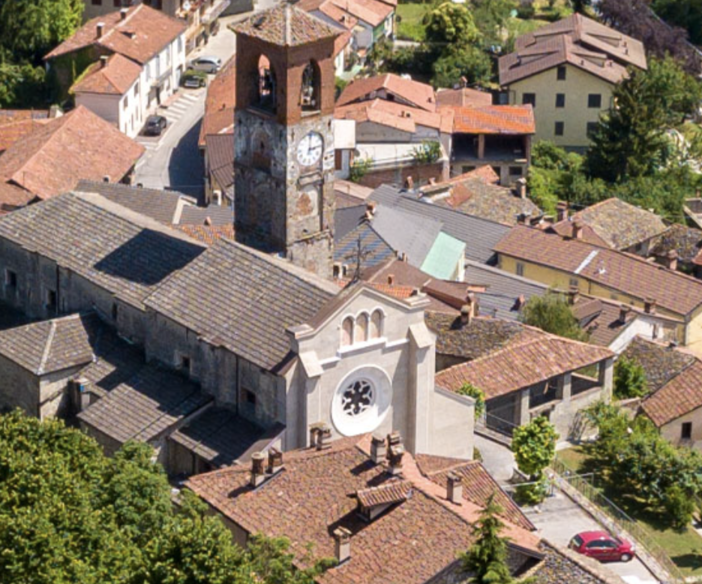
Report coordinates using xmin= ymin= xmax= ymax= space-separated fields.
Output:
xmin=370 ymin=185 xmax=511 ymax=264
xmin=334 ymin=221 xmax=396 ymax=271
xmin=0 ymin=118 xmax=51 ymax=152
xmin=355 ymin=480 xmax=413 ymax=508
xmin=421 ymin=166 xmax=500 ymax=191
xmin=74 ymin=180 xmax=194 ymax=224
xmin=0 ymin=110 xmax=51 ymax=123
xmin=46 ymin=4 xmax=186 ymax=64
xmin=0 ymin=106 xmax=144 ymax=199
xmin=178 ymin=203 xmax=233 ymax=226
xmin=0 ymin=313 xmax=99 ymax=375
xmin=649 ymin=223 xmax=702 ymax=265
xmin=199 ymin=58 xmax=236 ymax=148
xmin=326 ymin=0 xmax=393 ymax=27
xmin=435 ymin=87 xmax=492 ymax=108
xmin=526 ymin=541 xmax=627 ymax=584
xmin=232 ymin=4 xmax=340 ymax=47
xmin=186 ymin=436 xmax=540 ymax=584
xmin=556 ymin=199 xmax=667 ymax=251
xmin=494 ymin=226 xmax=702 ymax=317
xmin=621 ymin=337 xmax=695 ymax=393
xmin=78 ymin=364 xmax=211 ymax=444
xmin=449 ymin=105 xmax=535 ymax=135
xmin=515 ymin=13 xmax=646 ymax=70
xmin=548 ymin=218 xmax=611 ymax=247
xmin=572 ymin=296 xmax=635 ymax=347
xmin=335 ymin=99 xmax=453 ymax=133
xmin=499 ymin=34 xmax=630 ymax=86
xmin=71 ymin=54 xmax=141 ymax=95
xmin=337 ymin=73 xmax=436 ymax=112
xmin=143 ymin=238 xmax=338 ymax=371
xmin=170 ymin=407 xmax=281 ymax=467
xmin=0 ymin=182 xmax=35 ymax=214
xmin=0 ymin=192 xmax=205 ymax=310
xmin=174 ymin=224 xmax=235 ymax=245
xmin=435 ymin=327 xmax=613 ymax=399
xmin=425 ymin=312 xmax=532 ymax=362
xmin=641 ymin=359 xmax=702 ymax=427
xmin=205 ymin=134 xmax=234 ymax=192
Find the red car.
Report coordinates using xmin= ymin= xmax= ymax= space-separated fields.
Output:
xmin=569 ymin=531 xmax=635 ymax=562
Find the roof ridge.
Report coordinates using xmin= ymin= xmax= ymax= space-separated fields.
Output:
xmin=37 ymin=320 xmax=58 ymax=375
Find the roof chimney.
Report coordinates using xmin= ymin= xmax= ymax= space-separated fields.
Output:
xmin=333 ymin=527 xmax=352 ymax=564
xmin=556 ymin=201 xmax=568 ymax=222
xmin=447 ymin=472 xmax=463 ymax=504
xmin=644 ymin=298 xmax=656 ymax=315
xmin=120 ymin=7 xmax=129 ymax=19
xmin=204 ymin=216 xmax=212 ymax=226
xmin=365 ymin=201 xmax=377 ymax=220
xmin=618 ymin=305 xmax=630 ymax=324
xmin=317 ymin=424 xmax=332 ymax=451
xmin=267 ymin=448 xmax=283 ymax=474
xmin=387 ymin=274 xmax=394 ymax=285
xmin=250 ymin=452 xmax=266 ymax=487
xmin=516 ymin=177 xmax=527 ymax=200
xmin=404 ymin=176 xmax=414 ymax=190
xmin=515 ymin=294 xmax=526 ymax=310
xmin=97 ymin=22 xmax=105 ymax=38
xmin=100 ymin=55 xmax=109 ymax=68
xmin=103 ymin=175 xmax=110 ymax=183
xmin=517 ymin=212 xmax=530 ymax=225
xmin=460 ymin=76 xmax=468 ymax=88
xmin=568 ymin=285 xmax=579 ymax=305
xmin=370 ymin=433 xmax=386 ymax=464
xmin=309 ymin=421 xmax=325 ymax=448
xmin=386 ymin=432 xmax=404 ymax=476
xmin=572 ymin=218 xmax=584 ymax=239
xmin=665 ymin=249 xmax=678 ymax=271
xmin=399 ymin=252 xmax=408 ymax=262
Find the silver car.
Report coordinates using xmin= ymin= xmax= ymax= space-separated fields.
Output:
xmin=188 ymin=56 xmax=222 ymax=74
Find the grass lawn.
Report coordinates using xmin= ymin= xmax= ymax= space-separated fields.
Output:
xmin=396 ymin=2 xmax=431 ymax=42
xmin=556 ymin=445 xmax=702 ymax=578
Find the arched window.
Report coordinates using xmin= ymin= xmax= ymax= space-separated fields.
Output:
xmin=301 ymin=61 xmax=320 ymax=111
xmin=370 ymin=309 xmax=383 ymax=339
xmin=257 ymin=55 xmax=276 ymax=112
xmin=341 ymin=316 xmax=354 ymax=347
xmin=355 ymin=313 xmax=369 ymax=343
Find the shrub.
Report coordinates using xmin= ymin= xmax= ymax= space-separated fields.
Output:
xmin=457 ymin=383 xmax=485 ymax=420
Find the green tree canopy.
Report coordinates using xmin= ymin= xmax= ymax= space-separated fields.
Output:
xmin=423 ymin=2 xmax=481 ymax=46
xmin=0 ymin=410 xmax=332 ymax=584
xmin=512 ymin=416 xmax=558 ymax=479
xmin=431 ymin=44 xmax=493 ymax=88
xmin=458 ymin=383 xmax=486 ymax=420
xmin=613 ymin=356 xmax=649 ymax=400
xmin=520 ymin=291 xmax=588 ymax=341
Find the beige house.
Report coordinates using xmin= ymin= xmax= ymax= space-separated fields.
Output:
xmin=499 ymin=14 xmax=647 ymax=149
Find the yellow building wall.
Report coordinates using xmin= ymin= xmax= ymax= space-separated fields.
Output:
xmin=660 ymin=407 xmax=702 ymax=448
xmin=507 ymin=64 xmax=615 ymax=149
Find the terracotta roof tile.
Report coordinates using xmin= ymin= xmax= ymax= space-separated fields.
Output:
xmin=0 ymin=118 xmax=51 ymax=152
xmin=356 ymin=480 xmax=413 ymax=508
xmin=0 ymin=106 xmax=144 ymax=199
xmin=0 ymin=182 xmax=35 ymax=214
xmin=327 ymin=0 xmax=393 ymax=27
xmin=174 ymin=224 xmax=235 ymax=245
xmin=199 ymin=58 xmax=236 ymax=148
xmin=436 ymin=87 xmax=492 ymax=108
xmin=449 ymin=104 xmax=535 ymax=135
xmin=649 ymin=223 xmax=702 ymax=265
xmin=71 ymin=53 xmax=141 ymax=95
xmin=527 ymin=541 xmax=627 ymax=584
xmin=621 ymin=337 xmax=695 ymax=393
xmin=337 ymin=73 xmax=436 ymax=112
xmin=572 ymin=295 xmax=637 ymax=347
xmin=641 ymin=359 xmax=702 ymax=427
xmin=335 ymin=99 xmax=453 ymax=133
xmin=494 ymin=226 xmax=702 ymax=317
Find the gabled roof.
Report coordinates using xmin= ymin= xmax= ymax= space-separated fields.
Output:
xmin=0 ymin=192 xmax=205 ymax=310
xmin=0 ymin=183 xmax=35 ymax=215
xmin=0 ymin=115 xmax=52 ymax=152
xmin=649 ymin=223 xmax=702 ymax=265
xmin=71 ymin=53 xmax=141 ymax=96
xmin=199 ymin=57 xmax=236 ymax=148
xmin=449 ymin=104 xmax=535 ymax=135
xmin=435 ymin=87 xmax=492 ymax=108
xmin=45 ymin=4 xmax=186 ymax=64
xmin=326 ymin=0 xmax=394 ymax=27
xmin=551 ymin=198 xmax=667 ymax=251
xmin=0 ymin=106 xmax=144 ymax=199
xmin=641 ymin=359 xmax=702 ymax=427
xmin=371 ymin=205 xmax=443 ymax=268
xmin=494 ymin=226 xmax=702 ymax=317
xmin=621 ymin=337 xmax=695 ymax=394
xmin=143 ymin=238 xmax=338 ymax=371
xmin=337 ymin=73 xmax=437 ymax=112
xmin=435 ymin=326 xmax=613 ymax=399
xmin=174 ymin=224 xmax=235 ymax=245
xmin=334 ymin=220 xmax=396 ymax=270
xmin=205 ymin=134 xmax=234 ymax=193
xmin=232 ymin=4 xmax=341 ymax=47
xmin=571 ymin=295 xmax=637 ymax=347
xmin=335 ymin=98 xmax=453 ymax=133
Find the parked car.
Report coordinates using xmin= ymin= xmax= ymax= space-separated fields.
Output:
xmin=569 ymin=531 xmax=635 ymax=562
xmin=144 ymin=115 xmax=167 ymax=136
xmin=181 ymin=69 xmax=207 ymax=88
xmin=189 ymin=56 xmax=222 ymax=74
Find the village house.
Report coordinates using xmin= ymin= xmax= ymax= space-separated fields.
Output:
xmin=647 ymin=223 xmax=702 ymax=277
xmin=0 ymin=106 xmax=144 ymax=202
xmin=499 ymin=13 xmax=647 ymax=149
xmin=45 ymin=5 xmax=187 ymax=125
xmin=494 ymin=225 xmax=702 ymax=353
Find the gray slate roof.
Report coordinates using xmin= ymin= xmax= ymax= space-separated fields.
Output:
xmin=371 ymin=205 xmax=442 ymax=268
xmin=370 ymin=185 xmax=510 ymax=264
xmin=143 ymin=238 xmax=339 ymax=371
xmin=0 ymin=192 xmax=205 ymax=310
xmin=335 ymin=205 xmax=367 ymax=241
xmin=463 ymin=260 xmax=547 ymax=321
xmin=334 ymin=222 xmax=396 ymax=270
xmin=179 ymin=204 xmax=234 ymax=227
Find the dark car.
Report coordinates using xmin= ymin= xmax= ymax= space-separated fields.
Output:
xmin=569 ymin=531 xmax=635 ymax=562
xmin=144 ymin=115 xmax=167 ymax=136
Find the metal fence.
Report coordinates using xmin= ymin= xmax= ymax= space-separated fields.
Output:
xmin=552 ymin=457 xmax=687 ymax=583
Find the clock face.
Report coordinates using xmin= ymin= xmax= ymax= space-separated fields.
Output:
xmin=297 ymin=132 xmax=323 ymax=167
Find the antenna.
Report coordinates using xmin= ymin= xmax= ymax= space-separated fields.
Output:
xmin=344 ymin=235 xmax=372 ymax=282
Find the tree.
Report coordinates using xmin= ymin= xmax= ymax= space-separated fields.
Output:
xmin=423 ymin=2 xmax=481 ymax=46
xmin=431 ymin=44 xmax=493 ymax=88
xmin=512 ymin=417 xmax=558 ymax=504
xmin=461 ymin=495 xmax=514 ymax=584
xmin=520 ymin=292 xmax=588 ymax=342
xmin=652 ymin=0 xmax=702 ymax=45
xmin=614 ymin=356 xmax=649 ymax=400
xmin=458 ymin=383 xmax=486 ymax=420
xmin=0 ymin=410 xmax=333 ymax=584
xmin=412 ymin=140 xmax=442 ymax=165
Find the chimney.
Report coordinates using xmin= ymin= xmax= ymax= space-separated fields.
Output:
xmin=516 ymin=177 xmax=527 ymax=200
xmin=317 ymin=424 xmax=332 ymax=450
xmin=515 ymin=294 xmax=526 ymax=310
xmin=120 ymin=7 xmax=129 ymax=19
xmin=447 ymin=472 xmax=463 ymax=504
xmin=309 ymin=422 xmax=325 ymax=448
xmin=97 ymin=22 xmax=105 ymax=38
xmin=250 ymin=452 xmax=266 ymax=487
xmin=386 ymin=432 xmax=404 ymax=476
xmin=100 ymin=55 xmax=109 ymax=68
xmin=370 ymin=433 xmax=386 ymax=464
xmin=665 ymin=249 xmax=678 ymax=271
xmin=333 ymin=527 xmax=352 ymax=563
xmin=73 ymin=377 xmax=91 ymax=412
xmin=517 ymin=213 xmax=530 ymax=225
xmin=404 ymin=176 xmax=414 ymax=190
xmin=387 ymin=274 xmax=394 ymax=285
xmin=572 ymin=218 xmax=584 ymax=240
xmin=460 ymin=304 xmax=472 ymax=327
xmin=568 ymin=285 xmax=579 ymax=305
xmin=365 ymin=201 xmax=377 ymax=220
xmin=103 ymin=175 xmax=110 ymax=183
xmin=556 ymin=201 xmax=568 ymax=222
xmin=644 ymin=298 xmax=656 ymax=315
xmin=267 ymin=448 xmax=283 ymax=474
xmin=618 ymin=305 xmax=631 ymax=324
xmin=204 ymin=216 xmax=212 ymax=226
xmin=428 ymin=177 xmax=436 ymax=185
xmin=399 ymin=252 xmax=408 ymax=262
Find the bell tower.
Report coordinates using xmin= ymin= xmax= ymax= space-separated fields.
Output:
xmin=232 ymin=4 xmax=340 ymax=278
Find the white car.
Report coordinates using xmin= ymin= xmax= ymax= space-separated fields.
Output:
xmin=189 ymin=56 xmax=222 ymax=74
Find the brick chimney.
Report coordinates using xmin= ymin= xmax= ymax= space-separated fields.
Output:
xmin=97 ymin=22 xmax=105 ymax=38
xmin=100 ymin=55 xmax=109 ymax=68
xmin=568 ymin=285 xmax=579 ymax=305
xmin=204 ymin=216 xmax=212 ymax=226
xmin=516 ymin=177 xmax=527 ymax=200
xmin=517 ymin=212 xmax=530 ymax=225
xmin=365 ymin=201 xmax=377 ymax=220
xmin=333 ymin=527 xmax=352 ymax=563
xmin=267 ymin=448 xmax=283 ymax=474
xmin=250 ymin=452 xmax=266 ymax=487
xmin=309 ymin=422 xmax=325 ymax=448
xmin=618 ymin=305 xmax=630 ymax=324
xmin=387 ymin=432 xmax=404 ymax=476
xmin=572 ymin=218 xmax=584 ymax=240
xmin=644 ymin=298 xmax=656 ymax=315
xmin=405 ymin=176 xmax=414 ymax=190
xmin=556 ymin=201 xmax=568 ymax=222
xmin=120 ymin=7 xmax=129 ymax=19
xmin=370 ymin=433 xmax=386 ymax=464
xmin=447 ymin=472 xmax=463 ymax=504
xmin=317 ymin=424 xmax=332 ymax=450
xmin=665 ymin=250 xmax=678 ymax=271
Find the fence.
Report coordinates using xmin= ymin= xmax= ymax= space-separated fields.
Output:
xmin=551 ymin=457 xmax=687 ymax=583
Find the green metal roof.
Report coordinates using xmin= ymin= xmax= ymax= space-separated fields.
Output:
xmin=420 ymin=232 xmax=465 ymax=280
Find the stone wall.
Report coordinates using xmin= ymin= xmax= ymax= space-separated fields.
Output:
xmin=358 ymin=161 xmax=446 ymax=189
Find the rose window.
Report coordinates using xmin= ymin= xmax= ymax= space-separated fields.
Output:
xmin=341 ymin=379 xmax=374 ymax=416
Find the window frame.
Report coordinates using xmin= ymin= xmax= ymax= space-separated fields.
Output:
xmin=557 ymin=65 xmax=567 ymax=81
xmin=522 ymin=93 xmax=536 ymax=107
xmin=588 ymin=93 xmax=602 ymax=108
xmin=555 ymin=121 xmax=565 ymax=136
xmin=682 ymin=422 xmax=693 ymax=440
xmin=555 ymin=93 xmax=565 ymax=108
